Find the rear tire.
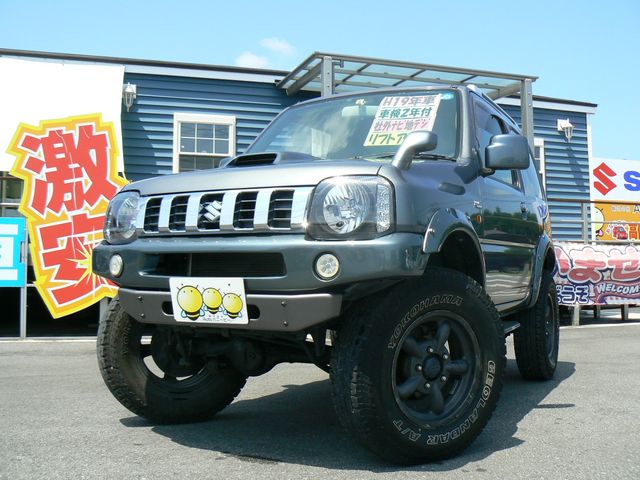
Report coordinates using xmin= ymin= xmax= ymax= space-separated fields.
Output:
xmin=331 ymin=268 xmax=505 ymax=464
xmin=97 ymin=297 xmax=247 ymax=423
xmin=514 ymin=271 xmax=559 ymax=380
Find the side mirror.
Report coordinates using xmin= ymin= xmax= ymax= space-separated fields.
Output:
xmin=392 ymin=131 xmax=438 ymax=170
xmin=485 ymin=134 xmax=530 ymax=170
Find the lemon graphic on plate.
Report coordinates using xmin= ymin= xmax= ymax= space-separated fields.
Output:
xmin=202 ymin=287 xmax=223 ymax=314
xmin=176 ymin=285 xmax=204 ymax=320
xmin=223 ymin=293 xmax=243 ymax=319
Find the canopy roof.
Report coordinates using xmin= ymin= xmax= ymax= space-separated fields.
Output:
xmin=278 ymin=52 xmax=537 ymax=100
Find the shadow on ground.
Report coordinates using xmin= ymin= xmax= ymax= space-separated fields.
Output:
xmin=121 ymin=359 xmax=575 ymax=472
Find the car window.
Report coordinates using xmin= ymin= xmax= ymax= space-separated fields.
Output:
xmin=248 ymin=89 xmax=461 ymax=161
xmin=522 ymin=151 xmax=544 ymax=198
xmin=473 ymin=98 xmax=518 ymax=189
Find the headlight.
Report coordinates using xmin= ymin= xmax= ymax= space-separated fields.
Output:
xmin=308 ymin=176 xmax=394 ymax=240
xmin=104 ymin=191 xmax=140 ymax=244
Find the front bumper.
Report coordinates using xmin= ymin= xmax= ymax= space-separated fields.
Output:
xmin=119 ymin=288 xmax=342 ymax=332
xmin=93 ymin=232 xmax=427 ymax=330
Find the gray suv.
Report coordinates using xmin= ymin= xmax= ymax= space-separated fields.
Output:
xmin=93 ymin=85 xmax=559 ymax=464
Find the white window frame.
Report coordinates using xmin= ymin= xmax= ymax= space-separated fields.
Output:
xmin=534 ymin=137 xmax=546 ymax=186
xmin=172 ymin=113 xmax=236 ymax=173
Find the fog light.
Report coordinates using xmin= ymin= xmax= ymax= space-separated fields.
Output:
xmin=315 ymin=253 xmax=340 ymax=280
xmin=109 ymin=254 xmax=124 ymax=277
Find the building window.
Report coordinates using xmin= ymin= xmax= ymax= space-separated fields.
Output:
xmin=173 ymin=113 xmax=236 ymax=172
xmin=534 ymin=137 xmax=545 ymax=186
xmin=0 ymin=172 xmax=22 ymax=217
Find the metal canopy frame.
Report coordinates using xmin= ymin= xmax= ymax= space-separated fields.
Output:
xmin=278 ymin=52 xmax=538 ymax=147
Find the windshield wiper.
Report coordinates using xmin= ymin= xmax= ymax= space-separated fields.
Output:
xmin=351 ymin=152 xmax=396 ymax=160
xmin=352 ymin=152 xmax=456 ymax=161
xmin=413 ymin=153 xmax=457 ymax=161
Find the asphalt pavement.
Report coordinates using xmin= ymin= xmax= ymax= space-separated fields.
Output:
xmin=1 ymin=323 xmax=639 ymax=480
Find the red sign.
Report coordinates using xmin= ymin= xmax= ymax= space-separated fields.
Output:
xmin=9 ymin=114 xmax=127 ymax=317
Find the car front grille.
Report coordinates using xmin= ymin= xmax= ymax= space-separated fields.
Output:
xmin=146 ymin=252 xmax=286 ymax=277
xmin=137 ymin=187 xmax=313 ymax=236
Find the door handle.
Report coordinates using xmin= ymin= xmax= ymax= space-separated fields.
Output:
xmin=520 ymin=202 xmax=529 ymax=214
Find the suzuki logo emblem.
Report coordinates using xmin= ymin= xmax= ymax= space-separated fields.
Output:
xmin=201 ymin=200 xmax=222 ymax=222
xmin=593 ymin=162 xmax=617 ymax=195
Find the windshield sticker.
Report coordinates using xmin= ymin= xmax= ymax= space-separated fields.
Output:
xmin=364 ymin=94 xmax=442 ymax=147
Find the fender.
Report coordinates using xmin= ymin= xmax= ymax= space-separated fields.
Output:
xmin=526 ymin=233 xmax=555 ymax=309
xmin=422 ymin=208 xmax=486 ymax=285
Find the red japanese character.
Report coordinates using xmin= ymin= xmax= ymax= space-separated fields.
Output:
xmin=554 ymin=245 xmax=572 ymax=277
xmin=567 ymin=246 xmax=607 ymax=284
xmin=19 ymin=124 xmax=119 ymax=217
xmin=607 ymin=247 xmax=640 ymax=282
xmin=38 ymin=211 xmax=109 ymax=305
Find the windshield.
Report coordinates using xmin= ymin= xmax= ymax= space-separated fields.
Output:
xmin=247 ymin=89 xmax=459 ymax=161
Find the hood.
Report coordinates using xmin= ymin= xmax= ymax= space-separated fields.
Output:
xmin=124 ymin=157 xmax=383 ymax=196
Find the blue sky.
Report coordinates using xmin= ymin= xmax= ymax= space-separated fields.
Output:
xmin=1 ymin=0 xmax=638 ymax=159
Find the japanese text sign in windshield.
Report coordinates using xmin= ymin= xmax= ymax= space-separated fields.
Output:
xmin=364 ymin=95 xmax=442 ymax=147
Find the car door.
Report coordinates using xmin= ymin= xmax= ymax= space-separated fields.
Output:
xmin=473 ymin=97 xmax=535 ymax=307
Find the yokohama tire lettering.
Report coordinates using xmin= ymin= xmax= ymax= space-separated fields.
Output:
xmin=387 ymin=295 xmax=463 ymax=349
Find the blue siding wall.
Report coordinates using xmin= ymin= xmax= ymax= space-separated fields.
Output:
xmin=502 ymin=104 xmax=590 ymax=241
xmin=120 ymin=72 xmax=315 ymax=181
xmin=119 ymin=74 xmax=590 ymax=241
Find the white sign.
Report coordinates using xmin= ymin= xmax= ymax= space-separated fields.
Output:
xmin=589 ymin=156 xmax=640 ymax=202
xmin=169 ymin=277 xmax=249 ymax=325
xmin=0 ymin=57 xmax=125 ymax=171
xmin=364 ymin=94 xmax=443 ymax=147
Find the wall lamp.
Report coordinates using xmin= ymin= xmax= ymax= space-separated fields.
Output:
xmin=557 ymin=118 xmax=574 ymax=142
xmin=122 ymin=83 xmax=137 ymax=112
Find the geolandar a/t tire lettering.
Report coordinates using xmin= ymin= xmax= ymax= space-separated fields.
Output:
xmin=330 ymin=268 xmax=506 ymax=465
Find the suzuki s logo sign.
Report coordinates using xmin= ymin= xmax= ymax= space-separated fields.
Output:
xmin=589 ymin=158 xmax=640 ymax=202
xmin=593 ymin=162 xmax=617 ymax=196
xmin=201 ymin=199 xmax=223 ymax=223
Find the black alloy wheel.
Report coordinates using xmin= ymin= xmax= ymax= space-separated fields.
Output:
xmin=392 ymin=311 xmax=479 ymax=427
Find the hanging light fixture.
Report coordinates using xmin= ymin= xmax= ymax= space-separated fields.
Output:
xmin=122 ymin=83 xmax=137 ymax=112
xmin=557 ymin=118 xmax=574 ymax=142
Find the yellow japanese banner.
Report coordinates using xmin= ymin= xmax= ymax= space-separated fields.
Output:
xmin=592 ymin=202 xmax=640 ymax=242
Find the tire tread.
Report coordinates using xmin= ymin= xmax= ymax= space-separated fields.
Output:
xmin=513 ymin=272 xmax=559 ymax=380
xmin=97 ymin=297 xmax=246 ymax=424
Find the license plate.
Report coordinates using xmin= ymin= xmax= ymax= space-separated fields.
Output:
xmin=169 ymin=277 xmax=249 ymax=325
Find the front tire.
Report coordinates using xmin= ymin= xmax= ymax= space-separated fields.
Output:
xmin=331 ymin=268 xmax=505 ymax=464
xmin=97 ymin=297 xmax=247 ymax=423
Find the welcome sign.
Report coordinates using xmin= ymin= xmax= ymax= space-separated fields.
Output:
xmin=554 ymin=243 xmax=640 ymax=306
